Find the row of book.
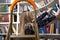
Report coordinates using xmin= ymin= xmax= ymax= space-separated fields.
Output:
xmin=0 ymin=14 xmax=17 ymax=22
xmin=0 ymin=4 xmax=17 ymax=12
xmin=38 ymin=20 xmax=60 ymax=40
xmin=38 ymin=20 xmax=60 ymax=34
xmin=38 ymin=22 xmax=55 ymax=34
xmin=0 ymin=14 xmax=9 ymax=22
xmin=38 ymin=0 xmax=51 ymax=8
xmin=19 ymin=0 xmax=56 ymax=13
xmin=0 ymin=24 xmax=16 ymax=33
xmin=0 ymin=24 xmax=16 ymax=40
xmin=0 ymin=0 xmax=52 ymax=12
xmin=0 ymin=0 xmax=13 ymax=3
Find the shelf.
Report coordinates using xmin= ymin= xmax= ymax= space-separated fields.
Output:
xmin=0 ymin=22 xmax=9 ymax=24
xmin=0 ymin=22 xmax=18 ymax=24
xmin=0 ymin=12 xmax=17 ymax=14
xmin=0 ymin=3 xmax=11 ymax=5
xmin=13 ymin=22 xmax=19 ymax=24
xmin=10 ymin=35 xmax=35 ymax=38
xmin=0 ymin=33 xmax=6 ymax=36
xmin=39 ymin=34 xmax=60 ymax=39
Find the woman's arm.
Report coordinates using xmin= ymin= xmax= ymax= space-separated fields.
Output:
xmin=37 ymin=8 xmax=53 ymax=21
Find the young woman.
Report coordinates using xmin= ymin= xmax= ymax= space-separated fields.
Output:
xmin=37 ymin=8 xmax=60 ymax=27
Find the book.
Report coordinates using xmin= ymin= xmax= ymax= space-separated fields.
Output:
xmin=0 ymin=26 xmax=2 ymax=33
xmin=0 ymin=5 xmax=8 ymax=12
xmin=0 ymin=15 xmax=3 ymax=22
xmin=8 ymin=5 xmax=17 ymax=12
xmin=0 ymin=36 xmax=2 ymax=40
xmin=4 ymin=25 xmax=8 ymax=33
xmin=46 ymin=25 xmax=50 ymax=33
xmin=2 ymin=14 xmax=9 ymax=22
xmin=13 ymin=14 xmax=17 ymax=22
xmin=35 ymin=2 xmax=42 ymax=9
xmin=44 ymin=0 xmax=48 ymax=5
xmin=0 ymin=0 xmax=6 ymax=3
xmin=38 ymin=26 xmax=46 ymax=34
xmin=39 ymin=0 xmax=45 ymax=7
xmin=12 ymin=25 xmax=16 ymax=33
xmin=28 ymin=6 xmax=34 ymax=12
xmin=2 ymin=25 xmax=9 ymax=33
xmin=0 ymin=25 xmax=7 ymax=33
xmin=19 ymin=5 xmax=24 ymax=13
xmin=7 ymin=0 xmax=11 ymax=3
xmin=54 ymin=21 xmax=58 ymax=34
xmin=0 ymin=14 xmax=9 ymax=22
xmin=38 ymin=27 xmax=43 ymax=34
xmin=50 ymin=23 xmax=54 ymax=34
xmin=13 ymin=5 xmax=17 ymax=12
xmin=57 ymin=21 xmax=60 ymax=33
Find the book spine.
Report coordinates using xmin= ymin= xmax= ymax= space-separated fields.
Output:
xmin=0 ymin=15 xmax=2 ymax=22
xmin=4 ymin=26 xmax=8 ymax=33
xmin=44 ymin=0 xmax=48 ymax=5
xmin=54 ymin=20 xmax=58 ymax=34
xmin=14 ymin=14 xmax=17 ymax=22
xmin=0 ymin=36 xmax=2 ymax=40
xmin=50 ymin=23 xmax=54 ymax=34
xmin=38 ymin=26 xmax=46 ymax=34
xmin=6 ymin=14 xmax=9 ymax=22
xmin=46 ymin=25 xmax=50 ymax=33
xmin=12 ymin=25 xmax=16 ymax=33
xmin=2 ymin=14 xmax=9 ymax=22
xmin=58 ymin=21 xmax=60 ymax=34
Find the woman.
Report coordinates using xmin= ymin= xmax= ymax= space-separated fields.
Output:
xmin=37 ymin=8 xmax=60 ymax=27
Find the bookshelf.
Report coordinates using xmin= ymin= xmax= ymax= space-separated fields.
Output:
xmin=39 ymin=34 xmax=60 ymax=39
xmin=0 ymin=0 xmax=18 ymax=35
xmin=0 ymin=0 xmax=60 ymax=40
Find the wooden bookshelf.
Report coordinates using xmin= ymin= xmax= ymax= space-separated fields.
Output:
xmin=39 ymin=34 xmax=60 ymax=39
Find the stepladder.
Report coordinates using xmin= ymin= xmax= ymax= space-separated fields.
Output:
xmin=5 ymin=0 xmax=39 ymax=40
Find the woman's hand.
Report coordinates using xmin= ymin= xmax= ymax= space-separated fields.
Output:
xmin=47 ymin=7 xmax=53 ymax=13
xmin=54 ymin=9 xmax=60 ymax=17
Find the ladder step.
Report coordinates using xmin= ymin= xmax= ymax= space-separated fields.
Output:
xmin=10 ymin=35 xmax=35 ymax=38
